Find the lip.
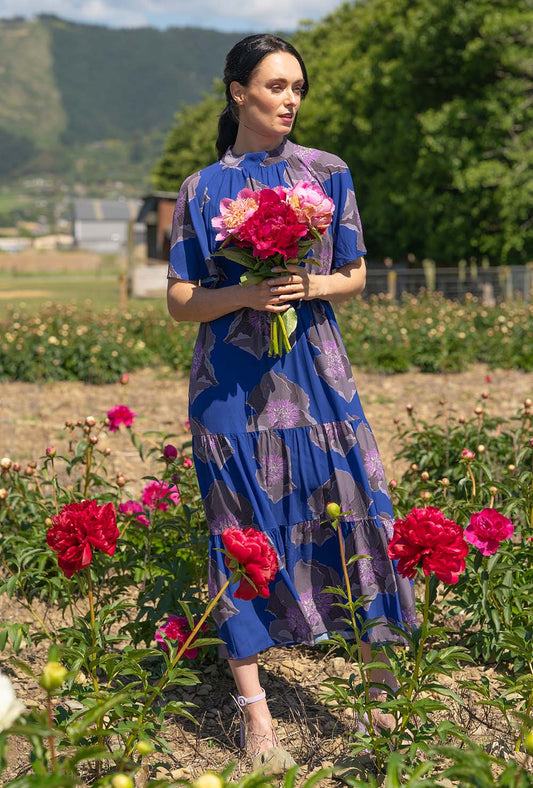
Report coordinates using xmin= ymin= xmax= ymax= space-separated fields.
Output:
xmin=279 ymin=114 xmax=294 ymax=124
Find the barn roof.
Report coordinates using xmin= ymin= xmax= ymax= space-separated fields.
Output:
xmin=73 ymin=199 xmax=141 ymax=221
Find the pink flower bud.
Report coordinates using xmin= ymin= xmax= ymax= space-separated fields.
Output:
xmin=508 ymin=464 xmax=516 ymax=472
xmin=406 ymin=403 xmax=414 ymax=413
xmin=481 ymin=391 xmax=489 ymax=399
xmin=0 ymin=489 xmax=7 ymax=500
xmin=12 ymin=463 xmax=20 ymax=473
xmin=529 ymin=437 xmax=533 ymax=448
xmin=163 ymin=444 xmax=178 ymax=461
xmin=45 ymin=446 xmax=56 ymax=458
xmin=489 ymin=486 xmax=498 ymax=495
xmin=474 ymin=406 xmax=483 ymax=415
xmin=440 ymin=477 xmax=450 ymax=487
xmin=85 ymin=416 xmax=96 ymax=427
xmin=182 ymin=457 xmax=193 ymax=469
xmin=184 ymin=419 xmax=191 ymax=431
xmin=525 ymin=398 xmax=532 ymax=408
xmin=89 ymin=436 xmax=98 ymax=445
xmin=410 ymin=463 xmax=419 ymax=472
xmin=485 ymin=375 xmax=492 ymax=383
xmin=120 ymin=373 xmax=129 ymax=385
xmin=420 ymin=471 xmax=430 ymax=482
xmin=458 ymin=416 xmax=466 ymax=424
xmin=421 ymin=491 xmax=431 ymax=501
xmin=389 ymin=479 xmax=398 ymax=489
xmin=1 ymin=457 xmax=12 ymax=470
xmin=116 ymin=473 xmax=126 ymax=487
xmin=461 ymin=448 xmax=475 ymax=461
xmin=104 ymin=447 xmax=111 ymax=456
xmin=65 ymin=420 xmax=73 ymax=428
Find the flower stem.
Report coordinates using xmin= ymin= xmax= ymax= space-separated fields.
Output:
xmin=83 ymin=444 xmax=94 ymax=498
xmin=86 ymin=568 xmax=99 ymax=693
xmin=466 ymin=464 xmax=476 ymax=500
xmin=120 ymin=577 xmax=231 ymax=766
xmin=0 ymin=557 xmax=53 ymax=639
xmin=398 ymin=573 xmax=430 ymax=737
xmin=47 ymin=693 xmax=57 ymax=772
xmin=276 ymin=313 xmax=292 ymax=353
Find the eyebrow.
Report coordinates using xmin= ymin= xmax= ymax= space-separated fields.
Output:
xmin=266 ymin=77 xmax=305 ymax=84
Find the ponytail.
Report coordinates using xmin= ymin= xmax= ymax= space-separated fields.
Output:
xmin=216 ymin=102 xmax=239 ymax=160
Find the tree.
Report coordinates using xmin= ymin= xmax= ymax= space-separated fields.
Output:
xmin=154 ymin=0 xmax=533 ymax=263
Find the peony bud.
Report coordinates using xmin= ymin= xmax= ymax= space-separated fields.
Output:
xmin=461 ymin=448 xmax=475 ymax=461
xmin=116 ymin=474 xmax=126 ymax=487
xmin=326 ymin=502 xmax=341 ymax=520
xmin=120 ymin=373 xmax=129 ymax=385
xmin=410 ymin=463 xmax=419 ymax=472
xmin=458 ymin=416 xmax=466 ymax=424
xmin=83 ymin=425 xmax=90 ymax=434
xmin=481 ymin=391 xmax=489 ymax=399
xmin=0 ymin=458 xmax=12 ymax=470
xmin=474 ymin=406 xmax=483 ymax=416
xmin=163 ymin=444 xmax=178 ymax=461
xmin=45 ymin=446 xmax=56 ymax=458
xmin=525 ymin=398 xmax=532 ymax=408
xmin=420 ymin=471 xmax=430 ymax=482
xmin=76 ymin=419 xmax=83 ymax=427
xmin=24 ymin=466 xmax=34 ymax=476
xmin=421 ymin=491 xmax=431 ymax=501
xmin=477 ymin=444 xmax=486 ymax=454
xmin=406 ymin=403 xmax=414 ymax=413
xmin=104 ymin=447 xmax=111 ymax=456
xmin=28 ymin=461 xmax=37 ymax=469
xmin=393 ymin=417 xmax=400 ymax=425
xmin=89 ymin=436 xmax=98 ymax=445
xmin=529 ymin=437 xmax=533 ymax=448
xmin=388 ymin=479 xmax=398 ymax=489
xmin=135 ymin=740 xmax=153 ymax=755
xmin=12 ymin=463 xmax=20 ymax=473
xmin=40 ymin=661 xmax=67 ymax=692
xmin=508 ymin=464 xmax=516 ymax=472
xmin=0 ymin=489 xmax=7 ymax=500
xmin=439 ymin=398 xmax=445 ymax=406
xmin=193 ymin=774 xmax=224 ymax=788
xmin=182 ymin=456 xmax=193 ymax=469
xmin=489 ymin=486 xmax=498 ymax=495
xmin=64 ymin=419 xmax=73 ymax=428
xmin=111 ymin=776 xmax=134 ymax=788
xmin=440 ymin=477 xmax=450 ymax=487
xmin=85 ymin=416 xmax=96 ymax=427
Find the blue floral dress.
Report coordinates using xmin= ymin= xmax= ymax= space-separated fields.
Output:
xmin=169 ymin=138 xmax=416 ymax=660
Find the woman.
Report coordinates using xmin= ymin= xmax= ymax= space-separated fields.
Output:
xmin=167 ymin=34 xmax=415 ymax=768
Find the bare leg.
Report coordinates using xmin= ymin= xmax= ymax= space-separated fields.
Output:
xmin=360 ymin=642 xmax=397 ymax=731
xmin=228 ymin=655 xmax=280 ymax=755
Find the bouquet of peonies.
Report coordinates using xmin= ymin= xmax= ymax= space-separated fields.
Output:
xmin=212 ymin=181 xmax=335 ymax=356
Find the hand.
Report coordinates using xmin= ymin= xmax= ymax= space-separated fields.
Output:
xmin=267 ymin=265 xmax=325 ymax=303
xmin=238 ymin=279 xmax=292 ymax=313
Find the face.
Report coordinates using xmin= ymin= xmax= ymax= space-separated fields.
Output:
xmin=231 ymin=51 xmax=305 ymax=146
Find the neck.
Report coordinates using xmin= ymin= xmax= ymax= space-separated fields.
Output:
xmin=232 ymin=125 xmax=285 ymax=156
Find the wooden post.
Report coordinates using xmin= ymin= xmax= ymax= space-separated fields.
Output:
xmin=126 ymin=218 xmax=135 ymax=298
xmin=387 ymin=269 xmax=397 ymax=301
xmin=526 ymin=262 xmax=533 ymax=304
xmin=422 ymin=258 xmax=436 ymax=292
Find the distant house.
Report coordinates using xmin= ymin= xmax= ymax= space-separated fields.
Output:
xmin=73 ymin=198 xmax=144 ymax=253
xmin=137 ymin=191 xmax=178 ymax=262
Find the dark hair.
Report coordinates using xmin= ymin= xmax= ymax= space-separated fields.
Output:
xmin=216 ymin=34 xmax=309 ymax=159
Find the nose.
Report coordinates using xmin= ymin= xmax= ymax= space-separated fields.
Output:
xmin=284 ymin=88 xmax=298 ymax=106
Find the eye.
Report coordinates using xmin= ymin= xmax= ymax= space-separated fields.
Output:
xmin=270 ymin=84 xmax=283 ymax=92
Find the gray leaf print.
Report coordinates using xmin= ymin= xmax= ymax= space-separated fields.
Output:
xmin=207 ymin=558 xmax=238 ymax=627
xmin=204 ymin=480 xmax=258 ymax=535
xmin=224 ymin=309 xmax=271 ymax=359
xmin=307 ymin=469 xmax=371 ymax=521
xmin=189 ymin=324 xmax=218 ymax=403
xmin=309 ymin=420 xmax=358 ymax=457
xmin=308 ymin=317 xmax=356 ymax=402
xmin=191 ymin=417 xmax=235 ymax=469
xmin=356 ymin=422 xmax=388 ymax=493
xmin=254 ymin=431 xmax=295 ymax=503
xmin=246 ymin=371 xmax=316 ymax=432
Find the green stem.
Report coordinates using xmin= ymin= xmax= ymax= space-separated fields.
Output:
xmin=83 ymin=445 xmax=93 ymax=498
xmin=120 ymin=576 xmax=231 ymax=766
xmin=515 ymin=681 xmax=533 ymax=752
xmin=397 ymin=574 xmax=430 ymax=738
xmin=47 ymin=694 xmax=57 ymax=772
xmin=466 ymin=464 xmax=476 ymax=500
xmin=276 ymin=313 xmax=292 ymax=353
xmin=86 ymin=568 xmax=100 ymax=693
xmin=1 ymin=557 xmax=53 ymax=639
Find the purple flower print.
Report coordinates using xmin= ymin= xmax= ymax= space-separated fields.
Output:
xmin=308 ymin=317 xmax=356 ymax=402
xmin=378 ymin=514 xmax=395 ymax=542
xmin=204 ymin=480 xmax=258 ymax=535
xmin=309 ymin=419 xmax=359 ymax=457
xmin=255 ymin=431 xmax=295 ymax=503
xmin=344 ymin=523 xmax=399 ymax=601
xmin=207 ymin=558 xmax=238 ymax=628
xmin=307 ymin=469 xmax=371 ymax=522
xmin=267 ymin=560 xmax=346 ymax=644
xmin=287 ymin=144 xmax=347 ymax=183
xmin=356 ymin=422 xmax=388 ymax=493
xmin=191 ymin=418 xmax=235 ymax=469
xmin=290 ymin=518 xmax=335 ymax=548
xmin=189 ymin=325 xmax=218 ymax=403
xmin=246 ymin=371 xmax=316 ymax=432
xmin=341 ymin=188 xmax=366 ymax=254
xmin=224 ymin=308 xmax=271 ymax=359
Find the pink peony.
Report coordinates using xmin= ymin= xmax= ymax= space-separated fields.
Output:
xmin=182 ymin=456 xmax=193 ymax=469
xmin=211 ymin=188 xmax=259 ymax=241
xmin=464 ymin=508 xmax=514 ymax=556
xmin=118 ymin=500 xmax=149 ymax=527
xmin=141 ymin=480 xmax=180 ymax=511
xmin=234 ymin=188 xmax=308 ymax=260
xmin=287 ymin=181 xmax=335 ymax=234
xmin=107 ymin=405 xmax=136 ymax=432
xmin=155 ymin=615 xmax=207 ymax=658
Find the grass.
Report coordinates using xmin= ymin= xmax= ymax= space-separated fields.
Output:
xmin=0 ymin=271 xmax=161 ymax=317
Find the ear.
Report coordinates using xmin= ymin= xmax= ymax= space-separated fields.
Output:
xmin=229 ymin=80 xmax=246 ymax=105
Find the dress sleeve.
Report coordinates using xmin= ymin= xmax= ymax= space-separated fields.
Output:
xmin=168 ymin=173 xmax=210 ymax=282
xmin=329 ymin=165 xmax=367 ymax=269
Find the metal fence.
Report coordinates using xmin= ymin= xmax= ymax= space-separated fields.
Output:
xmin=365 ymin=263 xmax=533 ymax=303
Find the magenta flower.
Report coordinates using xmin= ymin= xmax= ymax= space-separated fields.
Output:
xmin=461 ymin=448 xmax=475 ymax=461
xmin=464 ymin=508 xmax=514 ymax=556
xmin=155 ymin=615 xmax=207 ymax=658
xmin=107 ymin=405 xmax=136 ymax=432
xmin=141 ymin=481 xmax=180 ymax=511
xmin=182 ymin=456 xmax=193 ymax=469
xmin=163 ymin=444 xmax=178 ymax=460
xmin=118 ymin=500 xmax=149 ymax=527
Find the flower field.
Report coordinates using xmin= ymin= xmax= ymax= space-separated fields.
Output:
xmin=0 ymin=295 xmax=533 ymax=786
xmin=1 ymin=292 xmax=533 ymax=383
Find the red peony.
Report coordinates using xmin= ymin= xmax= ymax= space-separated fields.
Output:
xmin=107 ymin=405 xmax=136 ymax=432
xmin=141 ymin=480 xmax=180 ymax=511
xmin=221 ymin=526 xmax=279 ymax=600
xmin=387 ymin=506 xmax=468 ymax=584
xmin=235 ymin=189 xmax=308 ymax=261
xmin=155 ymin=615 xmax=208 ymax=658
xmin=464 ymin=508 xmax=514 ymax=556
xmin=46 ymin=500 xmax=119 ymax=578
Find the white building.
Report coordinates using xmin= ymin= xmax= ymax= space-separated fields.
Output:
xmin=72 ymin=198 xmax=144 ymax=253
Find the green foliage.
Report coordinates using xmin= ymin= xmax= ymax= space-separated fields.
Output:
xmin=155 ymin=0 xmax=533 ymax=264
xmin=1 ymin=294 xmax=533 ymax=384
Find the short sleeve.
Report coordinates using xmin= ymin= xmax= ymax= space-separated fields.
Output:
xmin=329 ymin=165 xmax=367 ymax=269
xmin=168 ymin=173 xmax=210 ymax=282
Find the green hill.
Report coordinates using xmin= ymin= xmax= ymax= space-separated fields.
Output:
xmin=0 ymin=15 xmax=246 ymax=177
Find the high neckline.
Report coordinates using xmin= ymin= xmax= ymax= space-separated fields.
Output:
xmin=221 ymin=137 xmax=293 ymax=167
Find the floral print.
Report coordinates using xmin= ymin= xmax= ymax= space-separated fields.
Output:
xmin=168 ymin=138 xmax=415 ymax=659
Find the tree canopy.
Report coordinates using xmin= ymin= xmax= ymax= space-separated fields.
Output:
xmin=153 ymin=0 xmax=533 ymax=264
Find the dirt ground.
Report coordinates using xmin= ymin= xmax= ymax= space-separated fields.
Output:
xmin=1 ymin=364 xmax=532 ymax=784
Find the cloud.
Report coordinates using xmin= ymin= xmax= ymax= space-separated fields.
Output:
xmin=0 ymin=0 xmax=345 ymax=30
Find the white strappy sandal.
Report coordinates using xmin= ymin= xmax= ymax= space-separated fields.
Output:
xmin=235 ymin=689 xmax=296 ymax=775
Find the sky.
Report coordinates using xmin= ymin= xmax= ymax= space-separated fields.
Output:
xmin=0 ymin=0 xmax=346 ymax=31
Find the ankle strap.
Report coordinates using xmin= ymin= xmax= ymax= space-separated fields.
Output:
xmin=236 ymin=688 xmax=266 ymax=707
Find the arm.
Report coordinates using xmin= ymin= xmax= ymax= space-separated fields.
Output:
xmin=267 ymin=257 xmax=366 ymax=306
xmin=167 ymin=277 xmax=294 ymax=324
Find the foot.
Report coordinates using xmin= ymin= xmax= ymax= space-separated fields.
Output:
xmin=244 ymin=700 xmax=280 ymax=756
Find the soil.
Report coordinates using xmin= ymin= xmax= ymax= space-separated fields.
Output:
xmin=1 ymin=364 xmax=532 ymax=785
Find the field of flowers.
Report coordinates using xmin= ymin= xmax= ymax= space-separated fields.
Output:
xmin=0 ymin=293 xmax=532 ymax=786
xmin=1 ymin=292 xmax=533 ymax=383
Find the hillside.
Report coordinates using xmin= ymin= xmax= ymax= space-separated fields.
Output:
xmin=0 ymin=15 xmax=246 ymax=177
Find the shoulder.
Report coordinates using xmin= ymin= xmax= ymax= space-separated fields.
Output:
xmin=285 ymin=141 xmax=350 ymax=174
xmin=179 ymin=160 xmax=224 ymax=200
